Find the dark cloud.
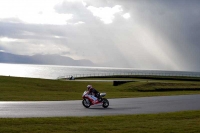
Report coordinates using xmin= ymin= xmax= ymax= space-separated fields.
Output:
xmin=0 ymin=0 xmax=200 ymax=71
xmin=105 ymin=0 xmax=200 ymax=70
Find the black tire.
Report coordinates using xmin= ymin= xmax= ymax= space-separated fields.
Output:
xmin=102 ymin=98 xmax=109 ymax=108
xmin=82 ymin=99 xmax=91 ymax=108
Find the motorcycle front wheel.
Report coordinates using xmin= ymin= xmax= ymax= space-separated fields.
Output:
xmin=82 ymin=98 xmax=91 ymax=108
xmin=102 ymin=98 xmax=109 ymax=108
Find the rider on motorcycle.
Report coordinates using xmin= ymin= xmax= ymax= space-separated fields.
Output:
xmin=87 ymin=85 xmax=101 ymax=101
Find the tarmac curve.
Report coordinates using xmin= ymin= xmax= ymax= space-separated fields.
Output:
xmin=0 ymin=94 xmax=200 ymax=118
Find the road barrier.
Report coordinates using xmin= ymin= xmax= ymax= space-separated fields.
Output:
xmin=57 ymin=71 xmax=200 ymax=80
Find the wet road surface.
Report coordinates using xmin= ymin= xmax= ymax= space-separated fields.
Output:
xmin=0 ymin=94 xmax=200 ymax=118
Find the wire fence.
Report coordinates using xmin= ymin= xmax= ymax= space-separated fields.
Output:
xmin=58 ymin=71 xmax=200 ymax=79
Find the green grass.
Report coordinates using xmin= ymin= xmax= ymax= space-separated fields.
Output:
xmin=1 ymin=76 xmax=200 ymax=133
xmin=1 ymin=76 xmax=200 ymax=101
xmin=0 ymin=111 xmax=200 ymax=133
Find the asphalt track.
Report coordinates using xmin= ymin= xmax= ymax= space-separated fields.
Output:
xmin=0 ymin=94 xmax=200 ymax=118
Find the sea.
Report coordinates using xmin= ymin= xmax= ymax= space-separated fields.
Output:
xmin=0 ymin=63 xmax=200 ymax=80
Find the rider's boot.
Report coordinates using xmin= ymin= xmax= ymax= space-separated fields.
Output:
xmin=98 ymin=98 xmax=102 ymax=102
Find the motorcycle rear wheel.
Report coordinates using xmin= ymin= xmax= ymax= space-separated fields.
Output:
xmin=102 ymin=98 xmax=109 ymax=108
xmin=82 ymin=99 xmax=91 ymax=108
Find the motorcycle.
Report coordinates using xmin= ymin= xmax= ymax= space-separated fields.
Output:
xmin=82 ymin=91 xmax=109 ymax=108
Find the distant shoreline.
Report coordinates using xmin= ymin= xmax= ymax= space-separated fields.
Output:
xmin=1 ymin=63 xmax=200 ymax=80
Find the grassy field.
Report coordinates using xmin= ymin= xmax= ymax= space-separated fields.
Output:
xmin=1 ymin=75 xmax=200 ymax=133
xmin=0 ymin=111 xmax=200 ymax=133
xmin=1 ymin=75 xmax=200 ymax=101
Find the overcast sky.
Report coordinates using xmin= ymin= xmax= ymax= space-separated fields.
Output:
xmin=0 ymin=0 xmax=200 ymax=71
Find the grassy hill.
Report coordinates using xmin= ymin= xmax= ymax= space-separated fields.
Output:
xmin=1 ymin=75 xmax=200 ymax=101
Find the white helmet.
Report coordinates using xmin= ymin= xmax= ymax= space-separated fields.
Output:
xmin=87 ymin=85 xmax=92 ymax=90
